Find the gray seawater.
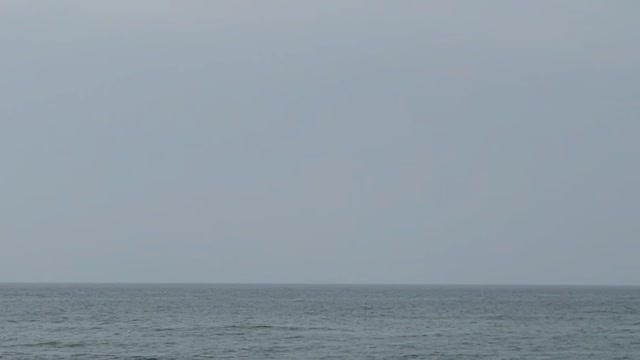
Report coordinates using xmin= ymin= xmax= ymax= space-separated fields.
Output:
xmin=1 ymin=284 xmax=639 ymax=359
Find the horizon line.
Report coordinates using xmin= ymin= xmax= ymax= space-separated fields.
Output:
xmin=1 ymin=281 xmax=638 ymax=287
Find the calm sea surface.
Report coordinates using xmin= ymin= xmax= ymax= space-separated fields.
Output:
xmin=1 ymin=284 xmax=639 ymax=359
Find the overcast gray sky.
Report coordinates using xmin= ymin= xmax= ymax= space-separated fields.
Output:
xmin=1 ymin=1 xmax=639 ymax=284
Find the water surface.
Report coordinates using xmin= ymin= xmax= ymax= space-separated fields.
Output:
xmin=1 ymin=284 xmax=639 ymax=359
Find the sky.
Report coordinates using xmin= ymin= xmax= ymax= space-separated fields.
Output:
xmin=1 ymin=1 xmax=639 ymax=285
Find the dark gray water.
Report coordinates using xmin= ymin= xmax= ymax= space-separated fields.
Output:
xmin=1 ymin=284 xmax=639 ymax=359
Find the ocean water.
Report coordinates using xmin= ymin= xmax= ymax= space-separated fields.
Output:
xmin=1 ymin=284 xmax=639 ymax=359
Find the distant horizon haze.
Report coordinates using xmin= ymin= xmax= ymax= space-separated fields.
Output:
xmin=2 ymin=1 xmax=639 ymax=285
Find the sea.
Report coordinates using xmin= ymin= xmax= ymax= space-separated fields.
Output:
xmin=1 ymin=284 xmax=639 ymax=359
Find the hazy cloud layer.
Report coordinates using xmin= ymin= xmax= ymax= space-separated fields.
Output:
xmin=2 ymin=1 xmax=639 ymax=284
